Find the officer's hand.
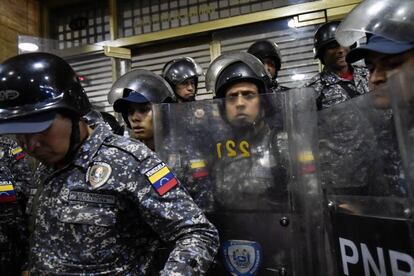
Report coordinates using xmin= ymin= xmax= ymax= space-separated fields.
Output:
xmin=21 ymin=271 xmax=30 ymax=276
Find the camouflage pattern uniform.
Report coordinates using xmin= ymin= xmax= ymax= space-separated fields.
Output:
xmin=306 ymin=65 xmax=370 ymax=110
xmin=372 ymin=110 xmax=406 ymax=196
xmin=214 ymin=126 xmax=288 ymax=208
xmin=318 ymin=97 xmax=378 ymax=193
xmin=27 ymin=124 xmax=219 ymax=275
xmin=0 ymin=136 xmax=34 ymax=275
xmin=160 ymin=104 xmax=223 ymax=213
xmin=163 ymin=140 xmax=214 ymax=213
xmin=209 ymin=124 xmax=289 ymax=275
xmin=318 ymin=95 xmax=406 ymax=196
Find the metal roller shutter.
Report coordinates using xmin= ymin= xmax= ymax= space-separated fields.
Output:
xmin=67 ymin=54 xmax=114 ymax=114
xmin=131 ymin=37 xmax=212 ymax=100
xmin=216 ymin=18 xmax=321 ymax=88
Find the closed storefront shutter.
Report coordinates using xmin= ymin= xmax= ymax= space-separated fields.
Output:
xmin=216 ymin=18 xmax=320 ymax=89
xmin=67 ymin=54 xmax=114 ymax=113
xmin=131 ymin=37 xmax=212 ymax=100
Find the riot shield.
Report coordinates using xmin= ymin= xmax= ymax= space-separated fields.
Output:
xmin=318 ymin=92 xmax=414 ymax=276
xmin=153 ymin=88 xmax=325 ymax=275
xmin=389 ymin=63 xmax=414 ymax=192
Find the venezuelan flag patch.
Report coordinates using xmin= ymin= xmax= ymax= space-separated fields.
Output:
xmin=11 ymin=146 xmax=26 ymax=160
xmin=0 ymin=182 xmax=17 ymax=203
xmin=190 ymin=159 xmax=209 ymax=180
xmin=144 ymin=163 xmax=178 ymax=196
xmin=190 ymin=159 xmax=206 ymax=169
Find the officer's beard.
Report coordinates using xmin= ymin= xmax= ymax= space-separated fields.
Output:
xmin=231 ymin=118 xmax=266 ymax=140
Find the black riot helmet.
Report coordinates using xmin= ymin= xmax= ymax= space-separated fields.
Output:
xmin=206 ymin=52 xmax=271 ymax=99
xmin=314 ymin=21 xmax=342 ymax=61
xmin=109 ymin=69 xmax=175 ymax=127
xmin=162 ymin=57 xmax=202 ymax=92
xmin=0 ymin=52 xmax=91 ymax=134
xmin=206 ymin=52 xmax=274 ymax=130
xmin=247 ymin=40 xmax=282 ymax=72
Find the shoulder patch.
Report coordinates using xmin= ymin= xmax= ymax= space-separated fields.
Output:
xmin=189 ymin=159 xmax=209 ymax=179
xmin=86 ymin=162 xmax=112 ymax=189
xmin=144 ymin=162 xmax=178 ymax=196
xmin=0 ymin=180 xmax=16 ymax=203
xmin=189 ymin=159 xmax=206 ymax=169
xmin=11 ymin=146 xmax=26 ymax=160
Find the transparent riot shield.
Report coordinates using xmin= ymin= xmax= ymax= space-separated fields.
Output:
xmin=318 ymin=92 xmax=414 ymax=276
xmin=153 ymin=88 xmax=325 ymax=276
xmin=389 ymin=63 xmax=414 ymax=192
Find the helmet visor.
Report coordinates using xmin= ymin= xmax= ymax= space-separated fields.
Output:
xmin=0 ymin=111 xmax=57 ymax=135
xmin=113 ymin=92 xmax=149 ymax=113
xmin=336 ymin=0 xmax=414 ymax=47
xmin=205 ymin=52 xmax=269 ymax=96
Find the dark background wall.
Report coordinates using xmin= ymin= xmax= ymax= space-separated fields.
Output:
xmin=0 ymin=0 xmax=40 ymax=62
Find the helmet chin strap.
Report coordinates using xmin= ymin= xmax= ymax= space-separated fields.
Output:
xmin=62 ymin=117 xmax=82 ymax=164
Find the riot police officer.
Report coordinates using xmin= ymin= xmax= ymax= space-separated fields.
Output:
xmin=110 ymin=69 xmax=214 ymax=212
xmin=205 ymin=52 xmax=289 ymax=275
xmin=336 ymin=0 xmax=414 ymax=109
xmin=316 ymin=3 xmax=413 ymax=274
xmin=338 ymin=0 xmax=413 ymax=196
xmin=162 ymin=57 xmax=202 ymax=102
xmin=247 ymin=39 xmax=289 ymax=92
xmin=0 ymin=52 xmax=218 ymax=275
xmin=111 ymin=69 xmax=175 ymax=150
xmin=337 ymin=0 xmax=414 ymax=191
xmin=306 ymin=21 xmax=370 ymax=110
xmin=0 ymin=136 xmax=34 ymax=275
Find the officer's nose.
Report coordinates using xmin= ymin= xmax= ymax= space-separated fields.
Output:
xmin=130 ymin=110 xmax=143 ymax=122
xmin=186 ymin=82 xmax=195 ymax=92
xmin=235 ymin=94 xmax=246 ymax=107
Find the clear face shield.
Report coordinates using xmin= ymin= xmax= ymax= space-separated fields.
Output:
xmin=153 ymin=87 xmax=325 ymax=275
xmin=336 ymin=0 xmax=414 ymax=47
xmin=317 ymin=80 xmax=414 ymax=274
xmin=388 ymin=62 xmax=414 ymax=189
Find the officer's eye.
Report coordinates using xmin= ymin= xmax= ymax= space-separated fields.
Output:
xmin=128 ymin=104 xmax=151 ymax=115
xmin=325 ymin=41 xmax=340 ymax=50
xmin=225 ymin=91 xmax=257 ymax=102
xmin=384 ymin=55 xmax=405 ymax=71
xmin=243 ymin=92 xmax=257 ymax=100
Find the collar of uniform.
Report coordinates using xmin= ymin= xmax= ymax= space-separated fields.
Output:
xmin=321 ymin=66 xmax=353 ymax=85
xmin=72 ymin=123 xmax=113 ymax=169
xmin=0 ymin=136 xmax=15 ymax=148
xmin=352 ymin=66 xmax=369 ymax=86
